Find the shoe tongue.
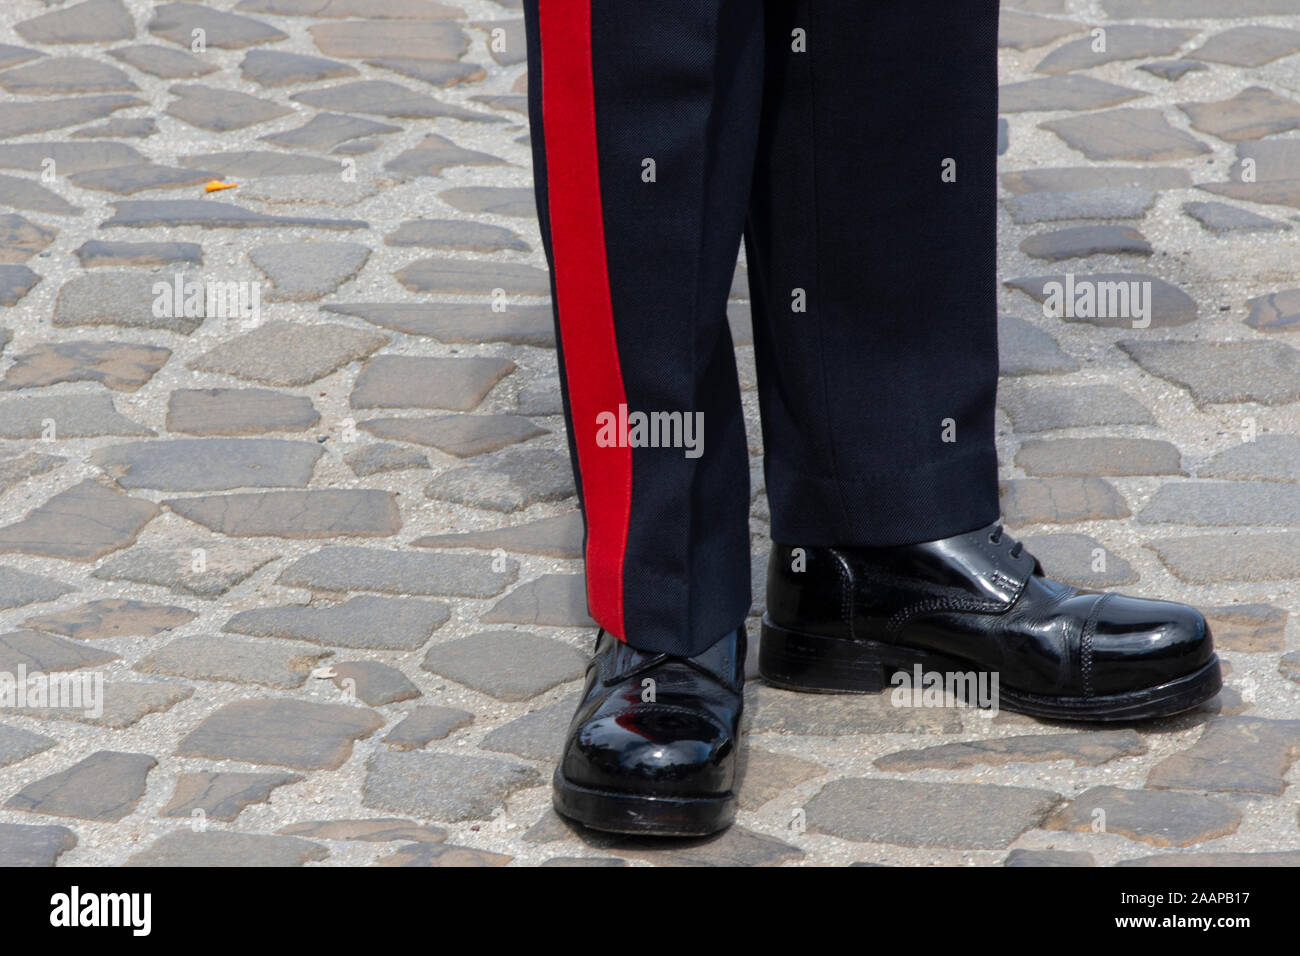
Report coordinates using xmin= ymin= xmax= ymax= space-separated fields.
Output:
xmin=923 ymin=524 xmax=1037 ymax=605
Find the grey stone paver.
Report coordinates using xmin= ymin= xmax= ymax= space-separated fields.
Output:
xmin=0 ymin=0 xmax=1295 ymax=869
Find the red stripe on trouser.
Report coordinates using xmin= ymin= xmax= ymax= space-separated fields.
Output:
xmin=537 ymin=2 xmax=632 ymax=641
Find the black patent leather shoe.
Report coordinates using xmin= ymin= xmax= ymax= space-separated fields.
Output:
xmin=553 ymin=626 xmax=745 ymax=836
xmin=761 ymin=522 xmax=1220 ymax=721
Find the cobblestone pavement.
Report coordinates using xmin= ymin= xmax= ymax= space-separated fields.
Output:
xmin=0 ymin=0 xmax=1298 ymax=868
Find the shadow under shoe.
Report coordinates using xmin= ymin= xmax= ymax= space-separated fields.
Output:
xmin=553 ymin=626 xmax=745 ymax=836
xmin=760 ymin=522 xmax=1220 ymax=721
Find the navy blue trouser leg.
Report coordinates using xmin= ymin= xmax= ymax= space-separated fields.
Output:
xmin=524 ymin=0 xmax=1002 ymax=656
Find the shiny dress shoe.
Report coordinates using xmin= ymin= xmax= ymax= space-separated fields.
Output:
xmin=553 ymin=626 xmax=745 ymax=836
xmin=761 ymin=522 xmax=1220 ymax=721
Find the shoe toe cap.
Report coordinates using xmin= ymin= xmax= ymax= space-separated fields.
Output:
xmin=1088 ymin=595 xmax=1215 ymax=695
xmin=562 ymin=707 xmax=734 ymax=797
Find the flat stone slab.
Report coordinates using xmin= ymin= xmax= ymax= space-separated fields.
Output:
xmin=412 ymin=512 xmax=583 ymax=559
xmin=1183 ymin=200 xmax=1289 ymax=234
xmin=0 ymin=95 xmax=143 ymax=140
xmin=0 ymin=264 xmax=40 ymax=306
xmin=0 ymin=174 xmax=79 ymax=216
xmin=1119 ymin=339 xmax=1300 ymax=406
xmin=351 ymin=355 xmax=515 ymax=411
xmin=997 ymin=314 xmax=1078 ymax=376
xmin=1020 ymin=532 xmax=1138 ymax=587
xmin=149 ymin=3 xmax=287 ymax=49
xmin=362 ymin=752 xmax=541 ymax=822
xmin=0 ymin=723 xmax=55 ymax=768
xmin=1148 ymin=531 xmax=1300 ymax=583
xmin=376 ymin=843 xmax=512 ymax=867
xmin=1203 ymin=603 xmax=1288 ymax=653
xmin=67 ymin=163 xmax=219 ymax=195
xmin=127 ymin=831 xmax=327 ymax=866
xmin=73 ymin=240 xmax=202 ymax=268
xmin=1199 ymin=140 xmax=1300 ymax=208
xmin=23 ymin=599 xmax=196 ymax=639
xmin=93 ymin=438 xmax=322 ymax=490
xmin=15 ymin=0 xmax=135 ymax=44
xmin=744 ymin=684 xmax=963 ymax=735
xmin=276 ymin=546 xmax=515 ymax=597
xmin=1192 ymin=25 xmax=1300 ymax=66
xmin=999 ymin=11 xmax=1085 ymax=50
xmin=875 ymin=730 xmax=1147 ymax=771
xmin=1001 ymin=165 xmax=1191 ymax=194
xmin=424 ymin=447 xmax=576 ymax=512
xmin=6 ymin=751 xmax=155 ymax=822
xmin=395 ymin=258 xmax=551 ymax=296
xmin=182 ymin=151 xmax=343 ymax=178
xmin=1139 ymin=59 xmax=1206 ymax=81
xmin=480 ymin=574 xmax=596 ymax=628
xmin=0 ymin=141 xmax=147 ymax=176
xmin=1179 ymin=86 xmax=1300 ymax=142
xmin=332 ymin=661 xmax=420 ymax=706
xmin=0 ymin=615 xmax=88 ymax=673
xmin=385 ymin=219 xmax=527 ymax=253
xmin=277 ymin=818 xmax=447 ymax=843
xmin=360 ymin=415 xmax=546 ymax=457
xmin=108 ymin=44 xmax=217 ymax=79
xmin=166 ymin=83 xmax=291 ymax=131
xmin=177 ymin=698 xmax=383 ymax=769
xmin=383 ymin=706 xmax=474 ymax=749
xmin=478 ymin=697 xmax=575 ymax=761
xmin=733 ymin=747 xmax=826 ymax=811
xmin=92 ymin=544 xmax=278 ymax=597
xmin=1140 ymin=481 xmax=1300 ymax=526
xmin=1000 ymin=477 xmax=1130 ymax=525
xmin=103 ymin=199 xmax=367 ymax=231
xmin=0 ymin=392 xmax=150 ymax=442
xmin=384 ymin=134 xmax=505 ymax=177
xmin=165 ymin=489 xmax=400 ymax=538
xmin=162 ymin=771 xmax=303 ymax=821
xmin=225 ymin=594 xmax=450 ymax=650
xmin=188 ymin=321 xmax=388 ymax=386
xmin=291 ymin=80 xmax=493 ymax=122
xmin=0 ymin=55 xmax=136 ymax=95
xmin=1043 ymin=785 xmax=1240 ymax=847
xmin=0 ymin=566 xmax=76 ymax=610
xmin=999 ymin=75 xmax=1144 ymax=112
xmin=1035 ymin=25 xmax=1194 ymax=74
xmin=1245 ymin=289 xmax=1300 ymax=332
xmin=1000 ymin=384 xmax=1154 ymax=433
xmin=261 ymin=112 xmax=401 ymax=150
xmin=1005 ymin=273 xmax=1197 ymax=328
xmin=0 ymin=214 xmax=57 ymax=263
xmin=363 ymin=56 xmax=483 ymax=88
xmin=1019 ymin=225 xmax=1151 ymax=261
xmin=5 ymin=681 xmax=193 ymax=730
xmin=0 ymin=340 xmax=171 ymax=392
xmin=241 ymin=48 xmax=356 ymax=86
xmin=249 ymin=241 xmax=369 ymax=300
xmin=422 ymin=630 xmax=585 ymax=701
xmin=167 ymin=388 xmax=320 ymax=435
xmin=805 ymin=778 xmax=1060 ymax=849
xmin=998 ymin=187 xmax=1154 ymax=226
xmin=343 ymin=442 xmax=429 ymax=476
xmin=0 ymin=823 xmax=77 ymax=866
xmin=1146 ymin=716 xmax=1300 ymax=795
xmin=0 ymin=479 xmax=159 ymax=561
xmin=1014 ymin=437 xmax=1183 ymax=477
xmin=438 ymin=186 xmax=537 ymax=218
xmin=136 ymin=634 xmax=329 ymax=689
xmin=0 ymin=450 xmax=65 ymax=496
xmin=325 ymin=302 xmax=555 ymax=348
xmin=1041 ymin=108 xmax=1210 ymax=162
xmin=239 ymin=0 xmax=463 ymax=18
xmin=308 ymin=20 xmax=466 ymax=61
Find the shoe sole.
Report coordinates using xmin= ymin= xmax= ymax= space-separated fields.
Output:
xmin=551 ymin=767 xmax=736 ymax=837
xmin=759 ymin=616 xmax=1223 ymax=722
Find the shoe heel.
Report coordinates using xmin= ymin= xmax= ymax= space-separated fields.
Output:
xmin=759 ymin=617 xmax=891 ymax=693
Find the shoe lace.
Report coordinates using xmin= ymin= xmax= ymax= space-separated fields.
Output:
xmin=988 ymin=524 xmax=1024 ymax=559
